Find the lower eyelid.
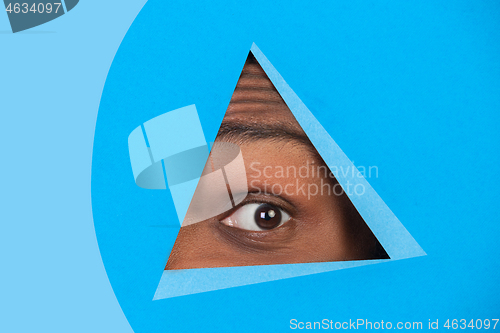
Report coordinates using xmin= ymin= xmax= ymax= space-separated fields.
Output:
xmin=214 ymin=219 xmax=298 ymax=251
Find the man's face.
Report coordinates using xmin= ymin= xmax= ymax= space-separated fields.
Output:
xmin=165 ymin=54 xmax=387 ymax=270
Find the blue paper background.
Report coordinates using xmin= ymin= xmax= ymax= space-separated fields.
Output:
xmin=2 ymin=0 xmax=499 ymax=332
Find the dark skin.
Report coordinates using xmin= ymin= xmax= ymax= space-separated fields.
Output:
xmin=165 ymin=53 xmax=388 ymax=270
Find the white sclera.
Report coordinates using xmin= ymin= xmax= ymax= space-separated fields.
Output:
xmin=220 ymin=203 xmax=290 ymax=231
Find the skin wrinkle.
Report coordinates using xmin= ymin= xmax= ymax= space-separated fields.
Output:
xmin=214 ymin=222 xmax=299 ymax=254
xmin=164 ymin=52 xmax=388 ymax=270
xmin=230 ymin=88 xmax=283 ymax=103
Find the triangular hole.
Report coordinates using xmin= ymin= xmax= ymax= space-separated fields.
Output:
xmin=165 ymin=52 xmax=388 ymax=270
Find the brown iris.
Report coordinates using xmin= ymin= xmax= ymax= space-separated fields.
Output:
xmin=254 ymin=203 xmax=282 ymax=230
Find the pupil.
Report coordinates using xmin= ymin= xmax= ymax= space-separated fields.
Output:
xmin=254 ymin=204 xmax=282 ymax=230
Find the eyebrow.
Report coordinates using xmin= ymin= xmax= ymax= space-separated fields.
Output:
xmin=215 ymin=120 xmax=319 ymax=156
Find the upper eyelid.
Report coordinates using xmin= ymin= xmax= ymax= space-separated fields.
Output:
xmin=246 ymin=190 xmax=295 ymax=207
xmin=241 ymin=198 xmax=289 ymax=215
xmin=212 ymin=191 xmax=297 ymax=224
xmin=236 ymin=193 xmax=296 ymax=216
xmin=231 ymin=189 xmax=295 ymax=207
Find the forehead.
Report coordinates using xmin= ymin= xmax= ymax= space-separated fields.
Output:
xmin=212 ymin=52 xmax=327 ymax=169
xmin=223 ymin=53 xmax=303 ymax=131
xmin=239 ymin=140 xmax=318 ymax=170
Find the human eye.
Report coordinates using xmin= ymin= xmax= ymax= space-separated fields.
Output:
xmin=220 ymin=202 xmax=291 ymax=231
